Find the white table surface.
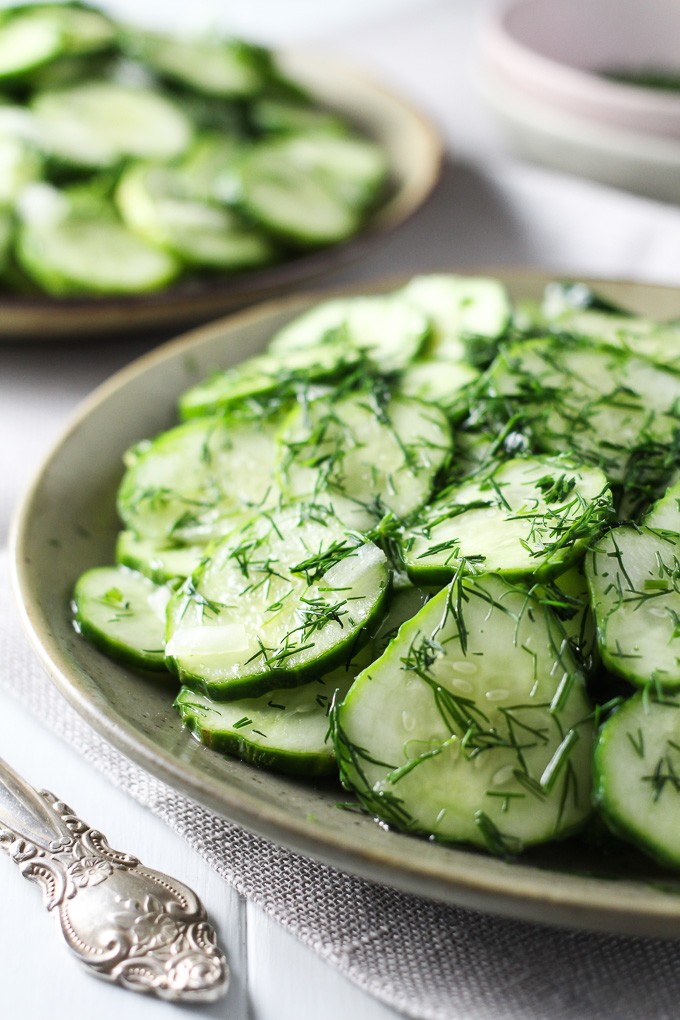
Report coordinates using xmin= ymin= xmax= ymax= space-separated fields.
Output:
xmin=4 ymin=1 xmax=680 ymax=1017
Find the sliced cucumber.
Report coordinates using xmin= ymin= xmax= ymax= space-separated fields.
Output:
xmin=250 ymin=98 xmax=347 ymax=137
xmin=116 ymin=162 xmax=275 ymax=270
xmin=279 ymin=389 xmax=452 ymax=521
xmin=334 ymin=573 xmax=594 ymax=850
xmin=175 ymin=663 xmax=358 ymax=776
xmin=178 ymin=344 xmax=357 ymax=420
xmin=257 ymin=132 xmax=388 ymax=208
xmin=130 ymin=32 xmax=267 ymax=98
xmin=542 ymin=281 xmax=631 ymax=318
xmin=644 ymin=479 xmax=680 ymax=533
xmin=595 ymin=693 xmax=680 ymax=867
xmin=16 ymin=4 xmax=116 ymax=57
xmin=0 ymin=135 xmax=43 ymax=206
xmin=233 ymin=141 xmax=361 ymax=247
xmin=0 ymin=9 xmax=64 ymax=81
xmin=269 ymin=294 xmax=430 ymax=374
xmin=32 ymin=82 xmax=193 ymax=170
xmin=16 ymin=209 xmax=180 ymax=296
xmin=402 ymin=274 xmax=511 ymax=363
xmin=165 ymin=506 xmax=389 ymax=698
xmin=397 ymin=359 xmax=479 ymax=414
xmin=587 ymin=525 xmax=680 ymax=690
xmin=547 ymin=308 xmax=680 ymax=373
xmin=401 ymin=456 xmax=612 ymax=585
xmin=73 ymin=565 xmax=169 ymax=671
xmin=116 ymin=530 xmax=205 ymax=584
xmin=488 ymin=337 xmax=680 ymax=484
xmin=117 ymin=416 xmax=279 ymax=545
xmin=177 ymin=132 xmax=246 ymax=204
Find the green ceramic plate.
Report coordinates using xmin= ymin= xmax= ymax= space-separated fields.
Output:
xmin=12 ymin=270 xmax=680 ymax=938
xmin=0 ymin=51 xmax=441 ymax=340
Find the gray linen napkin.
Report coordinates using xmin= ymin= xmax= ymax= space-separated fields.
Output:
xmin=2 ymin=547 xmax=679 ymax=1020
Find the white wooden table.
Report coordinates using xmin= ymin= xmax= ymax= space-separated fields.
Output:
xmin=5 ymin=1 xmax=680 ymax=1016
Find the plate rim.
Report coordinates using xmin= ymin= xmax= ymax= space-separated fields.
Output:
xmin=11 ymin=267 xmax=680 ymax=939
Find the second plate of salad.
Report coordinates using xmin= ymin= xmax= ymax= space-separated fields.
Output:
xmin=0 ymin=2 xmax=441 ymax=338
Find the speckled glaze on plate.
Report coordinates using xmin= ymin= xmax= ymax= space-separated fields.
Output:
xmin=0 ymin=51 xmax=442 ymax=340
xmin=12 ymin=270 xmax=680 ymax=938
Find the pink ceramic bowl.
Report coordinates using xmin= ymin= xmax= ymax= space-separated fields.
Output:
xmin=484 ymin=0 xmax=680 ymax=140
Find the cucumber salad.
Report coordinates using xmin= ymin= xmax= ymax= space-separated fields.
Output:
xmin=0 ymin=2 xmax=388 ymax=296
xmin=73 ymin=272 xmax=680 ymax=868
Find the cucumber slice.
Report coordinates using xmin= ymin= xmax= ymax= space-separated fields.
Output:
xmin=587 ymin=526 xmax=680 ymax=690
xmin=488 ymin=337 xmax=680 ymax=485
xmin=116 ymin=530 xmax=205 ymax=584
xmin=0 ymin=208 xmax=13 ymax=273
xmin=0 ymin=10 xmax=63 ymax=80
xmin=165 ymin=506 xmax=389 ymax=699
xmin=644 ymin=479 xmax=680 ymax=533
xmin=546 ymin=308 xmax=680 ymax=373
xmin=73 ymin=565 xmax=169 ymax=671
xmin=16 ymin=210 xmax=180 ymax=296
xmin=130 ymin=32 xmax=267 ymax=98
xmin=595 ymin=693 xmax=680 ymax=867
xmin=334 ymin=573 xmax=594 ymax=850
xmin=175 ymin=663 xmax=358 ymax=776
xmin=117 ymin=416 xmax=279 ymax=544
xmin=116 ymin=162 xmax=275 ymax=270
xmin=542 ymin=281 xmax=631 ymax=317
xmin=403 ymin=274 xmax=511 ymax=363
xmin=400 ymin=456 xmax=612 ymax=585
xmin=397 ymin=359 xmax=479 ymax=413
xmin=258 ymin=132 xmax=388 ymax=208
xmin=32 ymin=83 xmax=193 ymax=170
xmin=178 ymin=344 xmax=357 ymax=419
xmin=535 ymin=565 xmax=597 ymax=675
xmin=269 ymin=295 xmax=430 ymax=374
xmin=233 ymin=141 xmax=361 ymax=247
xmin=279 ymin=389 xmax=452 ymax=521
xmin=250 ymin=98 xmax=347 ymax=137
xmin=14 ymin=4 xmax=116 ymax=58
xmin=0 ymin=135 xmax=43 ymax=205
xmin=177 ymin=133 xmax=245 ymax=204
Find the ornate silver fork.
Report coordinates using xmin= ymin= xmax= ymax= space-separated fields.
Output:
xmin=0 ymin=754 xmax=229 ymax=1002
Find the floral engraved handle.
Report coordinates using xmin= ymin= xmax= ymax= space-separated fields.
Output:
xmin=0 ymin=763 xmax=229 ymax=1002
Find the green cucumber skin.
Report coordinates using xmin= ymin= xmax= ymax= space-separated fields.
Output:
xmin=74 ymin=612 xmax=169 ymax=673
xmin=400 ymin=457 xmax=612 ymax=587
xmin=166 ymin=578 xmax=389 ymax=701
xmin=594 ymin=695 xmax=680 ymax=869
xmin=586 ymin=527 xmax=680 ymax=691
xmin=72 ymin=568 xmax=169 ymax=673
xmin=179 ymin=714 xmax=336 ymax=776
xmin=176 ymin=683 xmax=342 ymax=776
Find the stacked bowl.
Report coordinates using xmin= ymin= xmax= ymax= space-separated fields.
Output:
xmin=481 ymin=0 xmax=680 ymax=201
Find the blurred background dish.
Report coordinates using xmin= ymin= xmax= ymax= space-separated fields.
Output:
xmin=0 ymin=48 xmax=441 ymax=340
xmin=480 ymin=0 xmax=680 ymax=200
